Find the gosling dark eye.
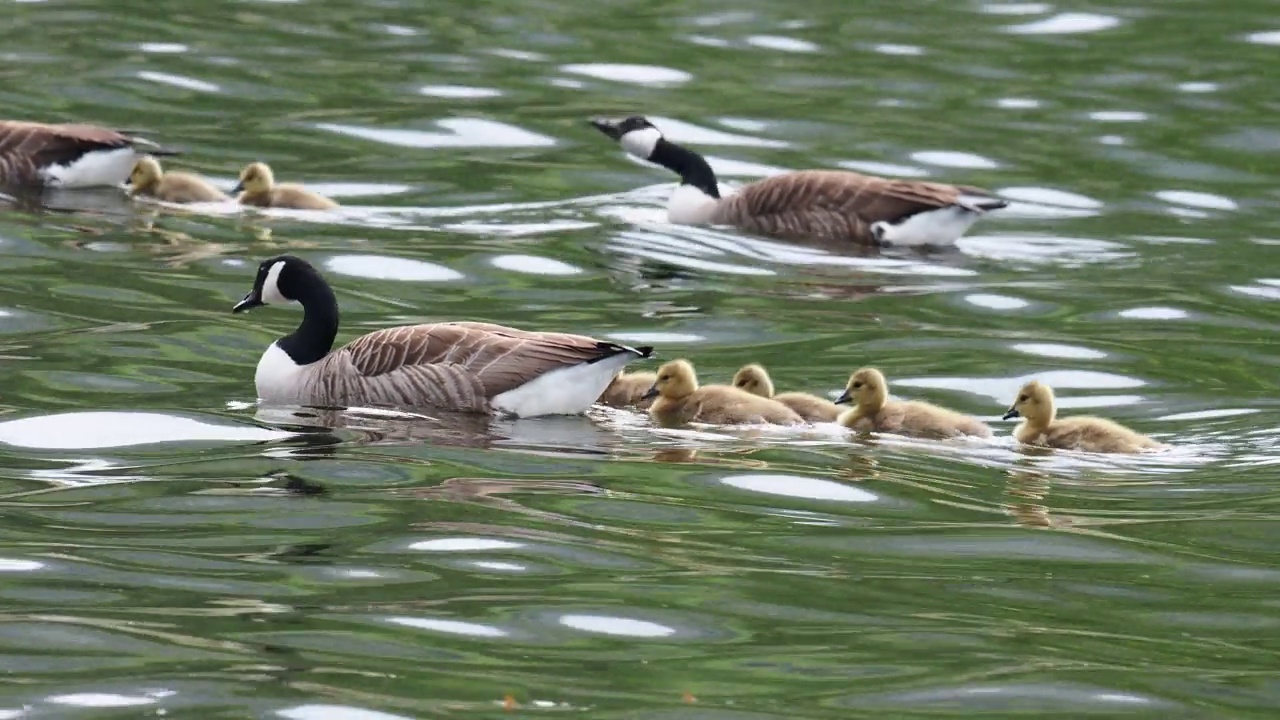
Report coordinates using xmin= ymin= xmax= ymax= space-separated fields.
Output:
xmin=659 ymin=375 xmax=669 ymax=381
xmin=852 ymin=381 xmax=863 ymax=389
xmin=1018 ymin=395 xmax=1028 ymax=403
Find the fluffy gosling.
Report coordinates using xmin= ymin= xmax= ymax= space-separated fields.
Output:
xmin=128 ymin=157 xmax=228 ymax=203
xmin=233 ymin=162 xmax=338 ymax=210
xmin=1003 ymin=380 xmax=1166 ymax=454
xmin=732 ymin=363 xmax=841 ymax=422
xmin=643 ymin=359 xmax=804 ymax=427
xmin=598 ymin=370 xmax=657 ymax=410
xmin=836 ymin=367 xmax=992 ymax=439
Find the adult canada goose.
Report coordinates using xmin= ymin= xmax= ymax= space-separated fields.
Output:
xmin=231 ymin=255 xmax=653 ymax=417
xmin=127 ymin=157 xmax=229 ymax=203
xmin=599 ymin=370 xmax=658 ymax=410
xmin=233 ymin=162 xmax=338 ymax=210
xmin=0 ymin=120 xmax=179 ymax=189
xmin=590 ymin=115 xmax=1007 ymax=247
xmin=731 ymin=363 xmax=841 ymax=422
xmin=835 ymin=367 xmax=992 ymax=438
xmin=1003 ymin=380 xmax=1167 ymax=454
xmin=642 ymin=359 xmax=805 ymax=427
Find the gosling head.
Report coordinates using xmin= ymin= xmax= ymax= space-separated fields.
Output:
xmin=232 ymin=161 xmax=274 ymax=195
xmin=589 ymin=114 xmax=662 ymax=161
xmin=731 ymin=363 xmax=774 ymax=398
xmin=126 ymin=156 xmax=163 ymax=193
xmin=232 ymin=254 xmax=323 ymax=313
xmin=641 ymin=359 xmax=698 ymax=401
xmin=1003 ymin=380 xmax=1055 ymax=423
xmin=834 ymin=367 xmax=887 ymax=407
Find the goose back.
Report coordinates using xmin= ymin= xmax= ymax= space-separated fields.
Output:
xmin=711 ymin=170 xmax=999 ymax=243
xmin=844 ymin=399 xmax=993 ymax=439
xmin=1019 ymin=416 xmax=1163 ymax=453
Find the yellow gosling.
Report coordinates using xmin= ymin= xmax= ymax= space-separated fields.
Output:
xmin=644 ymin=359 xmax=805 ymax=428
xmin=128 ymin=157 xmax=228 ymax=203
xmin=598 ymin=370 xmax=657 ymax=410
xmin=836 ymin=367 xmax=992 ymax=439
xmin=234 ymin=162 xmax=338 ymax=210
xmin=1003 ymin=380 xmax=1166 ymax=454
xmin=732 ymin=363 xmax=841 ymax=422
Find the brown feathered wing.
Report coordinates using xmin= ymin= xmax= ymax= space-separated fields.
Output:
xmin=712 ymin=170 xmax=994 ymax=243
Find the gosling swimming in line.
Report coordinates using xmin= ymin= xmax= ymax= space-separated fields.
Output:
xmin=642 ymin=359 xmax=804 ymax=427
xmin=836 ymin=367 xmax=992 ymax=439
xmin=233 ymin=162 xmax=338 ymax=210
xmin=589 ymin=114 xmax=1006 ymax=247
xmin=127 ymin=157 xmax=228 ymax=203
xmin=731 ymin=363 xmax=841 ymax=422
xmin=1003 ymin=380 xmax=1166 ymax=454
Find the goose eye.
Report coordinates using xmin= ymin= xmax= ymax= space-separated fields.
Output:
xmin=852 ymin=381 xmax=863 ymax=389
xmin=1018 ymin=394 xmax=1028 ymax=403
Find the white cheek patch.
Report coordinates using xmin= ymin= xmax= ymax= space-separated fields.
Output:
xmin=620 ymin=127 xmax=661 ymax=159
xmin=261 ymin=260 xmax=290 ymax=304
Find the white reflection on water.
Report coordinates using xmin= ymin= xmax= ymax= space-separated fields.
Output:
xmin=323 ymin=254 xmax=464 ymax=282
xmin=1154 ymin=190 xmax=1238 ymax=211
xmin=137 ymin=71 xmax=219 ymax=93
xmin=911 ymin=150 xmax=1000 ymax=169
xmin=417 ymin=84 xmax=501 ymax=99
xmin=0 ymin=412 xmax=292 ymax=450
xmin=315 ymin=119 xmax=555 ymax=148
xmin=489 ymin=254 xmax=582 ymax=276
xmin=560 ymin=63 xmax=691 ymax=84
xmin=387 ymin=616 xmax=508 ymax=638
xmin=1005 ymin=12 xmax=1121 ymax=34
xmin=278 ymin=705 xmax=415 ymax=720
xmin=838 ymin=159 xmax=931 ymax=178
xmin=409 ymin=538 xmax=523 ymax=551
xmin=559 ymin=613 xmax=676 ymax=637
xmin=0 ymin=559 xmax=43 ymax=571
xmin=721 ymin=473 xmax=877 ymax=503
xmin=746 ymin=35 xmax=819 ymax=53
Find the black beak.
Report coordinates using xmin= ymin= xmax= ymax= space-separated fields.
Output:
xmin=1002 ymin=407 xmax=1020 ymax=421
xmin=834 ymin=390 xmax=852 ymax=405
xmin=230 ymin=182 xmax=245 ymax=194
xmin=640 ymin=384 xmax=659 ymax=401
xmin=123 ymin=176 xmax=133 ymax=187
xmin=589 ymin=117 xmax=623 ymax=141
xmin=233 ymin=290 xmax=263 ymax=314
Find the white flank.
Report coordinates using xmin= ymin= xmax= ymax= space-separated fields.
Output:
xmin=666 ymin=183 xmax=720 ymax=224
xmin=39 ymin=147 xmax=139 ymax=189
xmin=871 ymin=206 xmax=981 ymax=247
xmin=491 ymin=351 xmax=641 ymax=418
xmin=620 ymin=127 xmax=661 ymax=159
xmin=261 ymin=261 xmax=289 ymax=304
xmin=254 ymin=342 xmax=308 ymax=402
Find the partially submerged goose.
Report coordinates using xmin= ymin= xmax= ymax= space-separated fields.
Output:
xmin=1003 ymin=380 xmax=1166 ymax=454
xmin=599 ymin=370 xmax=658 ymax=410
xmin=232 ymin=255 xmax=653 ymax=417
xmin=128 ymin=157 xmax=228 ymax=203
xmin=0 ymin=120 xmax=178 ymax=189
xmin=731 ymin=363 xmax=841 ymax=422
xmin=643 ymin=359 xmax=805 ymax=427
xmin=836 ymin=367 xmax=992 ymax=439
xmin=233 ymin=162 xmax=338 ymax=210
xmin=590 ymin=115 xmax=1007 ymax=247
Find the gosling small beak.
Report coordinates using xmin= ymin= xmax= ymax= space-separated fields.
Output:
xmin=123 ymin=176 xmax=133 ymax=187
xmin=589 ymin=117 xmax=624 ymax=141
xmin=232 ymin=290 xmax=263 ymax=314
xmin=834 ymin=390 xmax=852 ymax=405
xmin=230 ymin=181 xmax=245 ymax=194
xmin=640 ymin=384 xmax=660 ymax=401
xmin=1002 ymin=407 xmax=1021 ymax=421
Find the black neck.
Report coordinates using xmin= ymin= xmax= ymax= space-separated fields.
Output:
xmin=650 ymin=138 xmax=720 ymax=199
xmin=277 ymin=275 xmax=339 ymax=365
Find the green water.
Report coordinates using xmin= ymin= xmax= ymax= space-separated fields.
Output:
xmin=2 ymin=0 xmax=1279 ymax=717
